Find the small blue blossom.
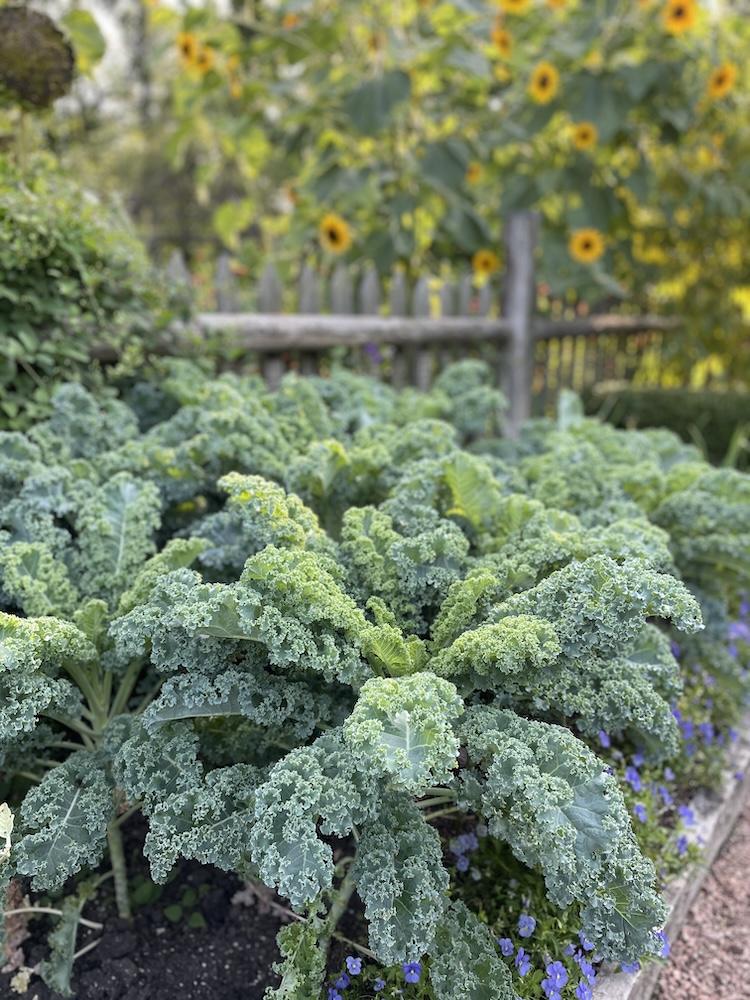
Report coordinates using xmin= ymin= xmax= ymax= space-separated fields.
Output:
xmin=498 ymin=938 xmax=514 ymax=957
xmin=518 ymin=913 xmax=536 ymax=938
xmin=598 ymin=730 xmax=611 ymax=748
xmin=576 ymin=982 xmax=593 ymax=1000
xmin=455 ymin=854 xmax=470 ymax=873
xmin=335 ymin=973 xmax=350 ymax=990
xmin=373 ymin=978 xmax=386 ymax=992
xmin=576 ymin=957 xmax=596 ymax=984
xmin=671 ymin=706 xmax=682 ymax=722
xmin=657 ymin=785 xmax=673 ymax=807
xmin=729 ymin=728 xmax=740 ymax=743
xmin=345 ymin=956 xmax=362 ymax=976
xmin=633 ymin=803 xmax=648 ymax=823
xmin=515 ymin=948 xmax=531 ymax=977
xmin=656 ymin=930 xmax=670 ymax=958
xmin=632 ymin=752 xmax=645 ymax=768
xmin=670 ymin=641 xmax=681 ymax=658
xmin=542 ymin=960 xmax=569 ymax=998
xmin=698 ymin=722 xmax=714 ymax=745
xmin=735 ymin=771 xmax=745 ymax=782
xmin=624 ymin=767 xmax=642 ymax=793
xmin=663 ymin=766 xmax=675 ymax=781
xmin=680 ymin=719 xmax=694 ymax=740
xmin=328 ymin=991 xmax=343 ymax=1000
xmin=676 ymin=834 xmax=689 ymax=856
xmin=728 ymin=621 xmax=750 ymax=642
xmin=621 ymin=961 xmax=640 ymax=974
xmin=579 ymin=931 xmax=595 ymax=952
xmin=678 ymin=805 xmax=696 ymax=826
xmin=564 ymin=943 xmax=576 ymax=957
xmin=402 ymin=962 xmax=421 ymax=984
xmin=684 ymin=742 xmax=696 ymax=758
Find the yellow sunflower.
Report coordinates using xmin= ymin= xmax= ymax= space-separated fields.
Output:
xmin=662 ymin=0 xmax=698 ymax=35
xmin=194 ymin=45 xmax=215 ymax=76
xmin=528 ymin=62 xmax=560 ymax=104
xmin=572 ymin=121 xmax=598 ymax=151
xmin=498 ymin=0 xmax=530 ymax=13
xmin=569 ymin=228 xmax=605 ymax=264
xmin=472 ymin=249 xmax=501 ymax=276
xmin=177 ymin=31 xmax=199 ymax=66
xmin=466 ymin=162 xmax=483 ymax=184
xmin=491 ymin=25 xmax=512 ymax=58
xmin=319 ymin=214 xmax=352 ymax=254
xmin=707 ymin=63 xmax=738 ymax=100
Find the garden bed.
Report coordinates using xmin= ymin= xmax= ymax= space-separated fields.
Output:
xmin=595 ymin=713 xmax=750 ymax=1000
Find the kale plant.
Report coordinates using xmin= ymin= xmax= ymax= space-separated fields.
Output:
xmin=0 ymin=362 xmax=746 ymax=999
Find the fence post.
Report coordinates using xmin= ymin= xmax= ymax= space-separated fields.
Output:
xmin=502 ymin=211 xmax=538 ymax=438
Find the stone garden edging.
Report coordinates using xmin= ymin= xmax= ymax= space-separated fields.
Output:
xmin=593 ymin=714 xmax=750 ymax=1000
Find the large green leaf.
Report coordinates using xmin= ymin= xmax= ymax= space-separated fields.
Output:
xmin=343 ymin=70 xmax=411 ymax=135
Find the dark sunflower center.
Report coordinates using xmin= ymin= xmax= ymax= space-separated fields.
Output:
xmin=328 ymin=228 xmax=340 ymax=243
xmin=674 ymin=5 xmax=686 ymax=17
xmin=539 ymin=74 xmax=550 ymax=88
xmin=582 ymin=240 xmax=592 ymax=251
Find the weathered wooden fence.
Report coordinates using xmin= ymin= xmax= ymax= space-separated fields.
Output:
xmin=163 ymin=212 xmax=677 ymax=436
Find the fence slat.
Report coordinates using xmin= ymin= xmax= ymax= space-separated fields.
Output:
xmin=457 ymin=272 xmax=474 ymax=316
xmin=214 ymin=253 xmax=238 ymax=312
xmin=331 ymin=264 xmax=354 ymax=314
xmin=166 ymin=249 xmax=191 ymax=288
xmin=298 ymin=264 xmax=321 ymax=314
xmin=257 ymin=263 xmax=284 ymax=387
xmin=389 ymin=269 xmax=409 ymax=387
xmin=411 ymin=276 xmax=434 ymax=390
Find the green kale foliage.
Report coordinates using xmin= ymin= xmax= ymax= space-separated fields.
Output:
xmin=0 ymin=360 xmax=747 ymax=999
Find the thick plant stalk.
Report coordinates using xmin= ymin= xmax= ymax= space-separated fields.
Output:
xmin=107 ymin=822 xmax=131 ymax=920
xmin=320 ymin=865 xmax=358 ymax=965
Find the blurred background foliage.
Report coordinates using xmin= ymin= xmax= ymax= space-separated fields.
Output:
xmin=0 ymin=0 xmax=749 ymax=389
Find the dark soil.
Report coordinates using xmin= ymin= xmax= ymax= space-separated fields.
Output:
xmin=0 ymin=824 xmax=282 ymax=1000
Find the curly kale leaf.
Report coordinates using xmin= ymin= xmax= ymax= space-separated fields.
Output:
xmin=117 ymin=537 xmax=208 ymax=615
xmin=455 ymin=706 xmax=666 ymax=962
xmin=71 ymin=473 xmax=161 ymax=605
xmin=13 ymin=753 xmax=114 ymax=890
xmin=493 ymin=555 xmax=702 ymax=658
xmin=0 ymin=541 xmax=78 ymax=617
xmin=265 ymin=911 xmax=327 ymax=1000
xmin=352 ymin=795 xmax=448 ymax=964
xmin=343 ymin=673 xmax=462 ymax=794
xmin=249 ymin=731 xmax=380 ymax=909
xmin=429 ymin=900 xmax=519 ymax=1000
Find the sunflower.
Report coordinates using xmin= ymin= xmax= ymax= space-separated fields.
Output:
xmin=177 ymin=31 xmax=199 ymax=65
xmin=707 ymin=62 xmax=738 ymax=100
xmin=528 ymin=62 xmax=559 ymax=104
xmin=498 ymin=0 xmax=530 ymax=13
xmin=572 ymin=121 xmax=598 ymax=151
xmin=319 ymin=214 xmax=352 ymax=254
xmin=194 ymin=45 xmax=215 ymax=76
xmin=662 ymin=0 xmax=698 ymax=35
xmin=472 ymin=249 xmax=501 ymax=276
xmin=466 ymin=162 xmax=483 ymax=184
xmin=491 ymin=24 xmax=512 ymax=58
xmin=568 ymin=228 xmax=605 ymax=264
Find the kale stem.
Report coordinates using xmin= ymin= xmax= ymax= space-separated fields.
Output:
xmin=2 ymin=907 xmax=103 ymax=931
xmin=332 ymin=932 xmax=376 ymax=959
xmin=319 ymin=864 xmax=358 ymax=969
xmin=424 ymin=806 xmax=462 ymax=821
xmin=107 ymin=821 xmax=131 ymax=920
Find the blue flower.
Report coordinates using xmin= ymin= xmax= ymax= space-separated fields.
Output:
xmin=345 ymin=956 xmax=362 ymax=976
xmin=657 ymin=785 xmax=673 ymax=807
xmin=728 ymin=621 xmax=750 ymax=642
xmin=564 ymin=943 xmax=576 ymax=957
xmin=735 ymin=771 xmax=745 ymax=782
xmin=680 ymin=719 xmax=694 ymax=740
xmin=576 ymin=982 xmax=593 ymax=1000
xmin=633 ymin=803 xmax=648 ymax=823
xmin=624 ymin=767 xmax=642 ymax=792
xmin=632 ymin=752 xmax=645 ymax=768
xmin=515 ymin=947 xmax=531 ymax=977
xmin=656 ymin=930 xmax=670 ymax=958
xmin=670 ymin=641 xmax=681 ymax=658
xmin=542 ymin=960 xmax=569 ymax=997
xmin=684 ymin=742 xmax=696 ymax=758
xmin=577 ymin=957 xmax=596 ymax=984
xmin=402 ymin=962 xmax=421 ymax=984
xmin=518 ymin=913 xmax=536 ymax=938
xmin=328 ymin=991 xmax=343 ymax=1000
xmin=676 ymin=834 xmax=689 ymax=856
xmin=663 ymin=766 xmax=675 ymax=781
xmin=729 ymin=728 xmax=739 ymax=743
xmin=598 ymin=730 xmax=611 ymax=748
xmin=578 ymin=930 xmax=595 ymax=952
xmin=373 ymin=979 xmax=386 ymax=993
xmin=678 ymin=805 xmax=695 ymax=826
xmin=455 ymin=854 xmax=470 ymax=872
xmin=459 ymin=832 xmax=479 ymax=852
xmin=498 ymin=938 xmax=514 ymax=957
xmin=621 ymin=961 xmax=640 ymax=975
xmin=335 ymin=973 xmax=350 ymax=989
xmin=698 ymin=722 xmax=714 ymax=745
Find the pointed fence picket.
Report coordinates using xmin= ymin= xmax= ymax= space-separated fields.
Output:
xmin=157 ymin=212 xmax=678 ymax=436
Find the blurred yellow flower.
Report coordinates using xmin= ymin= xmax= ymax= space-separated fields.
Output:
xmin=528 ymin=62 xmax=559 ymax=104
xmin=177 ymin=31 xmax=199 ymax=65
xmin=546 ymin=0 xmax=566 ymax=8
xmin=491 ymin=25 xmax=512 ymax=58
xmin=662 ymin=0 xmax=697 ymax=35
xmin=498 ymin=0 xmax=530 ymax=13
xmin=472 ymin=249 xmax=501 ymax=276
xmin=466 ymin=162 xmax=484 ymax=184
xmin=282 ymin=13 xmax=301 ymax=29
xmin=707 ymin=63 xmax=737 ymax=99
xmin=568 ymin=228 xmax=605 ymax=264
xmin=572 ymin=121 xmax=598 ymax=150
xmin=319 ymin=214 xmax=352 ymax=254
xmin=194 ymin=46 xmax=215 ymax=76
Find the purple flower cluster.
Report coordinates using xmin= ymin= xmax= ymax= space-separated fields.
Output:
xmin=328 ymin=954 xmax=417 ymax=998
xmin=449 ymin=829 xmax=480 ymax=874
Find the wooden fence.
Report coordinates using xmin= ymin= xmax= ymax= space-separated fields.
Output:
xmin=163 ymin=212 xmax=677 ymax=436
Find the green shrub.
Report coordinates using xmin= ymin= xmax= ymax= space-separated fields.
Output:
xmin=0 ymin=158 xmax=186 ymax=429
